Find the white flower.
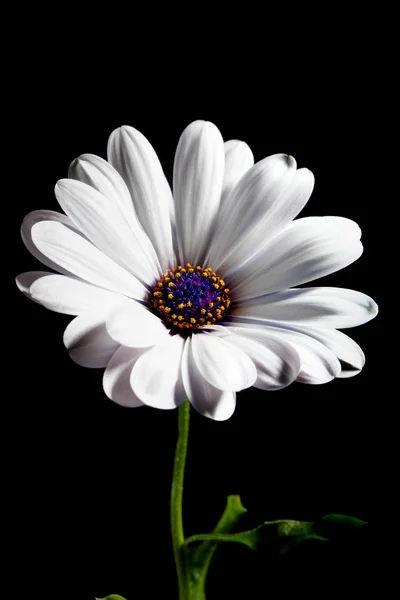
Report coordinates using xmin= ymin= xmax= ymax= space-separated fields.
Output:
xmin=16 ymin=121 xmax=378 ymax=420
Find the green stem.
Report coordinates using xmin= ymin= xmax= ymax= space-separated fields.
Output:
xmin=170 ymin=399 xmax=191 ymax=598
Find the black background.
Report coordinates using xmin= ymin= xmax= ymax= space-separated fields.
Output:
xmin=10 ymin=52 xmax=385 ymax=599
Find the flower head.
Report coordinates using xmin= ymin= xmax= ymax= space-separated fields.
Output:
xmin=17 ymin=121 xmax=378 ymax=420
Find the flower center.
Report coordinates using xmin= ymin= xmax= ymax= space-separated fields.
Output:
xmin=151 ymin=264 xmax=231 ymax=332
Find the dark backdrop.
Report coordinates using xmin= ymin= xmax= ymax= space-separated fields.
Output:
xmin=10 ymin=70 xmax=384 ymax=599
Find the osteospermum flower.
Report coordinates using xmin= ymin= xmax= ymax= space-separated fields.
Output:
xmin=16 ymin=121 xmax=378 ymax=420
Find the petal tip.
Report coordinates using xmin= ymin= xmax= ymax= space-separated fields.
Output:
xmin=286 ymin=154 xmax=297 ymax=169
xmin=15 ymin=273 xmax=28 ymax=294
xmin=54 ymin=178 xmax=73 ymax=195
xmin=368 ymin=297 xmax=379 ymax=319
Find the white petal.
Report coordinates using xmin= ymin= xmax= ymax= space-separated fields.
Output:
xmin=21 ymin=210 xmax=84 ymax=275
xmin=291 ymin=326 xmax=365 ymax=378
xmin=106 ymin=302 xmax=169 ymax=347
xmin=63 ymin=314 xmax=120 ymax=368
xmin=130 ymin=335 xmax=186 ymax=409
xmin=55 ymin=178 xmax=160 ymax=284
xmin=270 ymin=328 xmax=341 ymax=384
xmin=16 ymin=271 xmax=51 ymax=299
xmin=31 ymin=221 xmax=147 ymax=300
xmin=281 ymin=324 xmax=365 ymax=378
xmin=103 ymin=346 xmax=145 ymax=407
xmin=69 ymin=153 xmax=144 ymax=229
xmin=232 ymin=217 xmax=363 ymax=301
xmin=201 ymin=324 xmax=232 ymax=337
xmin=222 ymin=327 xmax=301 ymax=390
xmin=29 ymin=274 xmax=127 ymax=315
xmin=228 ymin=323 xmax=340 ymax=384
xmin=206 ymin=154 xmax=298 ymax=270
xmin=181 ymin=338 xmax=236 ymax=421
xmin=221 ymin=140 xmax=254 ymax=207
xmin=236 ymin=287 xmax=378 ymax=329
xmin=217 ymin=167 xmax=315 ymax=275
xmin=107 ymin=125 xmax=175 ymax=271
xmin=191 ymin=333 xmax=257 ymax=391
xmin=173 ymin=120 xmax=225 ymax=265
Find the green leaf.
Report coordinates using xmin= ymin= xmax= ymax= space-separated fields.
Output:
xmin=180 ymin=510 xmax=367 ymax=596
xmin=191 ymin=495 xmax=247 ymax=566
xmin=184 ymin=512 xmax=367 ymax=558
xmin=315 ymin=513 xmax=367 ymax=540
xmin=185 ymin=519 xmax=326 ymax=555
xmin=95 ymin=596 xmax=127 ymax=600
xmin=230 ymin=519 xmax=327 ymax=554
xmin=182 ymin=495 xmax=247 ymax=597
